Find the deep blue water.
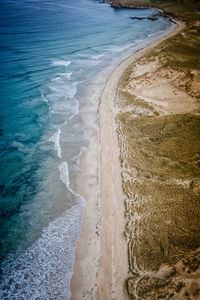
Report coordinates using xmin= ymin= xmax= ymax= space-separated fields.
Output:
xmin=0 ymin=0 xmax=172 ymax=298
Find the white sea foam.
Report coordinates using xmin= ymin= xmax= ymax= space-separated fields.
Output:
xmin=65 ymin=82 xmax=77 ymax=98
xmin=58 ymin=161 xmax=85 ymax=202
xmin=11 ymin=140 xmax=31 ymax=154
xmin=59 ymin=161 xmax=70 ymax=187
xmin=51 ymin=98 xmax=79 ymax=117
xmin=0 ymin=203 xmax=85 ymax=300
xmin=51 ymin=72 xmax=72 ymax=81
xmin=103 ymin=43 xmax=133 ymax=54
xmin=49 ymin=82 xmax=77 ymax=99
xmin=14 ymin=132 xmax=27 ymax=140
xmin=49 ymin=129 xmax=61 ymax=158
xmin=70 ymin=147 xmax=87 ymax=172
xmin=75 ymin=59 xmax=100 ymax=67
xmin=51 ymin=76 xmax=61 ymax=81
xmin=91 ymin=53 xmax=104 ymax=60
xmin=108 ymin=45 xmax=128 ymax=53
xmin=52 ymin=60 xmax=71 ymax=67
xmin=61 ymin=72 xmax=72 ymax=80
xmin=41 ymin=92 xmax=48 ymax=103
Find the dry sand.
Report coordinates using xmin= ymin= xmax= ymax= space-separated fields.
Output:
xmin=126 ymin=60 xmax=198 ymax=115
xmin=70 ymin=20 xmax=185 ymax=300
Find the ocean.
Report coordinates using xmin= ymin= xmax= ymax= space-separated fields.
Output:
xmin=0 ymin=0 xmax=173 ymax=298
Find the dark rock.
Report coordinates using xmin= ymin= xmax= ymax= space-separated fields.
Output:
xmin=129 ymin=16 xmax=146 ymax=20
xmin=129 ymin=15 xmax=158 ymax=21
xmin=147 ymin=15 xmax=158 ymax=21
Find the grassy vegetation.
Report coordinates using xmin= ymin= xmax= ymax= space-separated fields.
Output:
xmin=149 ymin=20 xmax=200 ymax=73
xmin=114 ymin=1 xmax=200 ymax=298
xmin=117 ymin=113 xmax=200 ymax=180
xmin=113 ymin=0 xmax=200 ymax=74
xmin=118 ymin=64 xmax=135 ymax=88
xmin=118 ymin=110 xmax=200 ymax=298
xmin=119 ymin=112 xmax=200 ymax=269
xmin=111 ymin=0 xmax=200 ymax=16
xmin=117 ymin=90 xmax=157 ymax=111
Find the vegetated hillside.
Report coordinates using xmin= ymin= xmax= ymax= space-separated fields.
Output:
xmin=112 ymin=0 xmax=200 ymax=299
xmin=106 ymin=0 xmax=200 ymax=78
xmin=108 ymin=0 xmax=200 ymax=16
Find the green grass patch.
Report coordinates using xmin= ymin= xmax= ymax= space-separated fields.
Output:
xmin=119 ymin=112 xmax=200 ymax=272
xmin=118 ymin=90 xmax=156 ymax=111
xmin=118 ymin=113 xmax=200 ymax=179
xmin=125 ymin=179 xmax=200 ymax=270
xmin=114 ymin=0 xmax=200 ymax=74
xmin=114 ymin=1 xmax=200 ymax=297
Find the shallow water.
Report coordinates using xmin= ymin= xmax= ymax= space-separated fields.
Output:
xmin=0 ymin=0 xmax=172 ymax=298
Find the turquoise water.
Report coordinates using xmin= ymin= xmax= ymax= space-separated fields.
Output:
xmin=0 ymin=0 xmax=172 ymax=298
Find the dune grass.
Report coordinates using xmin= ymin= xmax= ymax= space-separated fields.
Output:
xmin=119 ymin=112 xmax=200 ymax=269
xmin=117 ymin=113 xmax=200 ymax=180
xmin=117 ymin=106 xmax=200 ymax=298
xmin=113 ymin=1 xmax=200 ymax=298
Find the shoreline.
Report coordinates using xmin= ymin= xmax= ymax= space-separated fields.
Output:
xmin=70 ymin=18 xmax=184 ymax=299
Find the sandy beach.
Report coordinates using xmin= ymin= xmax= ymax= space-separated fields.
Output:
xmin=70 ymin=19 xmax=185 ymax=299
